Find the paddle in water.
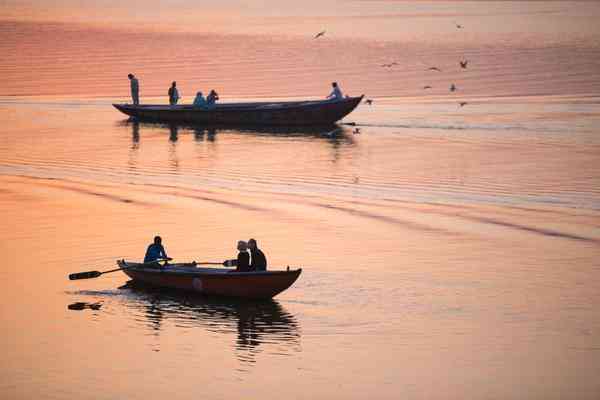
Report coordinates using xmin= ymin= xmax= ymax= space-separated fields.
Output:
xmin=68 ymin=258 xmax=172 ymax=280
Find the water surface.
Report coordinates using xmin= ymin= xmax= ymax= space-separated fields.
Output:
xmin=2 ymin=2 xmax=600 ymax=399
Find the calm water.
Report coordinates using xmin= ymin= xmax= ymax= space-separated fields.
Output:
xmin=2 ymin=2 xmax=600 ymax=399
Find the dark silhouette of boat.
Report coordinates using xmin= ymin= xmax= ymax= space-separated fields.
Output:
xmin=117 ymin=260 xmax=302 ymax=299
xmin=113 ymin=96 xmax=363 ymax=126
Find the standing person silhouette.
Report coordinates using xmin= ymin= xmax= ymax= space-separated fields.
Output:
xmin=128 ymin=73 xmax=139 ymax=105
xmin=168 ymin=81 xmax=180 ymax=105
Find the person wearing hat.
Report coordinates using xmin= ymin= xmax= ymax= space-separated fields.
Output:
xmin=224 ymin=241 xmax=250 ymax=272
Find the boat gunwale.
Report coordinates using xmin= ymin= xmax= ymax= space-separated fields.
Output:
xmin=118 ymin=260 xmax=302 ymax=278
xmin=113 ymin=95 xmax=364 ymax=113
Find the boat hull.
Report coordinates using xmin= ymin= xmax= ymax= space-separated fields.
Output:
xmin=113 ymin=96 xmax=363 ymax=126
xmin=118 ymin=261 xmax=302 ymax=299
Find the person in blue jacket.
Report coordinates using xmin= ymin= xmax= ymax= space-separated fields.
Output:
xmin=206 ymin=90 xmax=219 ymax=108
xmin=144 ymin=236 xmax=169 ymax=264
xmin=193 ymin=91 xmax=207 ymax=108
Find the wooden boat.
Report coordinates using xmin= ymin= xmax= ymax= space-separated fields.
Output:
xmin=113 ymin=96 xmax=363 ymax=126
xmin=117 ymin=260 xmax=302 ymax=299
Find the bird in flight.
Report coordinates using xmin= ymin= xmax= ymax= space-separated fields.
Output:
xmin=423 ymin=85 xmax=432 ymax=89
xmin=314 ymin=30 xmax=326 ymax=39
xmin=353 ymin=128 xmax=361 ymax=135
xmin=459 ymin=60 xmax=468 ymax=69
xmin=454 ymin=22 xmax=463 ymax=29
xmin=450 ymin=83 xmax=457 ymax=92
xmin=459 ymin=101 xmax=468 ymax=107
xmin=381 ymin=62 xmax=398 ymax=68
xmin=365 ymin=99 xmax=373 ymax=105
xmin=324 ymin=127 xmax=341 ymax=137
xmin=427 ymin=67 xmax=442 ymax=72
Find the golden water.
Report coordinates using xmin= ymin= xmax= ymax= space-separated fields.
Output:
xmin=2 ymin=2 xmax=600 ymax=399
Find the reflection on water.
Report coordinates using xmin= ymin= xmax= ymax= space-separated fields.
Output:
xmin=121 ymin=119 xmax=355 ymax=145
xmin=117 ymin=282 xmax=301 ymax=364
xmin=168 ymin=124 xmax=178 ymax=143
xmin=121 ymin=119 xmax=356 ymax=172
xmin=168 ymin=124 xmax=180 ymax=171
xmin=131 ymin=120 xmax=140 ymax=147
xmin=193 ymin=127 xmax=217 ymax=142
xmin=4 ymin=95 xmax=600 ymax=398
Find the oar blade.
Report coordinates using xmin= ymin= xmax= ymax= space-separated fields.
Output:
xmin=69 ymin=270 xmax=102 ymax=280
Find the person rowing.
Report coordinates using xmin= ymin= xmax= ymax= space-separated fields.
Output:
xmin=144 ymin=235 xmax=170 ymax=266
xmin=223 ymin=240 xmax=251 ymax=272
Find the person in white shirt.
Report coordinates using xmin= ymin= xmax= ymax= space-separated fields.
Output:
xmin=326 ymin=82 xmax=343 ymax=101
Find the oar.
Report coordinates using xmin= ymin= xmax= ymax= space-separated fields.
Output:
xmin=196 ymin=261 xmax=227 ymax=265
xmin=68 ymin=258 xmax=172 ymax=280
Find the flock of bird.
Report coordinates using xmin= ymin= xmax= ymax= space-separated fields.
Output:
xmin=313 ymin=23 xmax=470 ymax=108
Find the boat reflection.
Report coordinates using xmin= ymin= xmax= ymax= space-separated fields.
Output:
xmin=120 ymin=282 xmax=301 ymax=363
xmin=192 ymin=126 xmax=217 ymax=142
xmin=119 ymin=119 xmax=355 ymax=145
xmin=168 ymin=124 xmax=178 ymax=142
xmin=131 ymin=120 xmax=140 ymax=147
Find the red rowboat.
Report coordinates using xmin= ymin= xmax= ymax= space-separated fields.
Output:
xmin=117 ymin=260 xmax=302 ymax=299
